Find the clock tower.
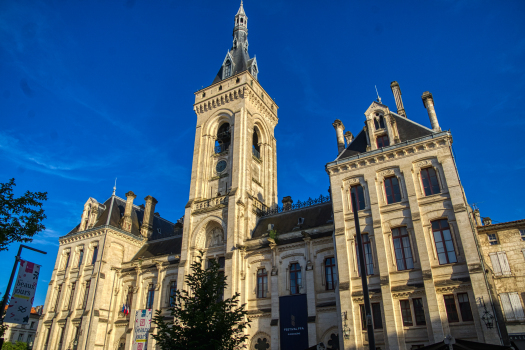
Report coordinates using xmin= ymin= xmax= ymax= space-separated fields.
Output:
xmin=178 ymin=1 xmax=279 ymax=299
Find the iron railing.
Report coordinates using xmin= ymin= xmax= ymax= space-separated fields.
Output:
xmin=215 ymin=144 xmax=229 ymax=154
xmin=252 ymin=147 xmax=261 ymax=159
xmin=193 ymin=195 xmax=229 ymax=211
xmin=258 ymin=194 xmax=331 ymax=217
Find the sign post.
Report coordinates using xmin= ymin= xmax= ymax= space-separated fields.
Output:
xmin=133 ymin=309 xmax=153 ymax=350
xmin=0 ymin=244 xmax=47 ymax=348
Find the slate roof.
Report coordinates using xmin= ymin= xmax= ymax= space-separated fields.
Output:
xmin=212 ymin=46 xmax=253 ymax=84
xmin=336 ymin=110 xmax=436 ymax=160
xmin=131 ymin=236 xmax=183 ymax=260
xmin=251 ymin=202 xmax=333 ymax=239
xmin=64 ymin=196 xmax=181 ymax=241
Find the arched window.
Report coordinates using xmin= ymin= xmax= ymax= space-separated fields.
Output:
xmin=421 ymin=167 xmax=440 ymax=196
xmin=252 ymin=127 xmax=260 ymax=159
xmin=290 ymin=263 xmax=301 ymax=295
xmin=252 ymin=65 xmax=258 ymax=80
xmin=374 ymin=119 xmax=380 ymax=130
xmin=257 ymin=268 xmax=267 ymax=298
xmin=215 ymin=123 xmax=231 ymax=154
xmin=379 ymin=115 xmax=385 ymax=129
xmin=224 ymin=60 xmax=232 ymax=78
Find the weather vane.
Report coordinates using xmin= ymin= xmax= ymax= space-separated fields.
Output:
xmin=375 ymin=85 xmax=382 ymax=103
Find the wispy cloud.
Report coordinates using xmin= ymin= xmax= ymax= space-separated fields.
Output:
xmin=31 ymin=228 xmax=61 ymax=247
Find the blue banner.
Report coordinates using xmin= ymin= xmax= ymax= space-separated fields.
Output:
xmin=279 ymin=294 xmax=309 ymax=350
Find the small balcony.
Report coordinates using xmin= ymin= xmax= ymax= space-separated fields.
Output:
xmin=215 ymin=143 xmax=229 ymax=154
xmin=252 ymin=147 xmax=260 ymax=160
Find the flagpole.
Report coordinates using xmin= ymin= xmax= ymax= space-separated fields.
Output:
xmin=0 ymin=245 xmax=47 ymax=348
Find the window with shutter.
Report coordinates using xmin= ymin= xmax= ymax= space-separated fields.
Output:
xmin=498 ymin=252 xmax=511 ymax=275
xmin=509 ymin=293 xmax=525 ymax=320
xmin=501 ymin=293 xmax=516 ymax=321
xmin=489 ymin=253 xmax=502 ymax=275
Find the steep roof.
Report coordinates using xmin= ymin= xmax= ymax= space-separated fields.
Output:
xmin=131 ymin=236 xmax=183 ymax=260
xmin=336 ymin=110 xmax=436 ymax=160
xmin=251 ymin=202 xmax=333 ymax=239
xmin=64 ymin=196 xmax=181 ymax=241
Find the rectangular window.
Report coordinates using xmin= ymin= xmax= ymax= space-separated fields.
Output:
xmin=68 ymin=282 xmax=76 ymax=309
xmin=64 ymin=252 xmax=71 ymax=270
xmin=54 ymin=284 xmax=63 ymax=311
xmin=488 ymin=233 xmax=498 ymax=245
xmin=490 ymin=252 xmax=511 ymax=276
xmin=457 ymin=293 xmax=473 ymax=321
xmin=218 ymin=257 xmax=225 ymax=269
xmin=400 ymin=300 xmax=413 ymax=326
xmin=146 ymin=284 xmax=155 ymax=309
xmin=521 ymin=230 xmax=525 ymax=241
xmin=58 ymin=327 xmax=65 ymax=350
xmin=44 ymin=328 xmax=51 ymax=347
xmin=18 ymin=333 xmax=24 ymax=341
xmin=325 ymin=257 xmax=336 ymax=291
xmin=257 ymin=268 xmax=268 ymax=298
xmin=420 ymin=167 xmax=440 ymax=196
xmin=91 ymin=246 xmax=98 ymax=265
xmin=501 ymin=293 xmax=525 ymax=321
xmin=30 ymin=321 xmax=35 ymax=329
xmin=350 ymin=185 xmax=366 ymax=211
xmin=413 ymin=298 xmax=426 ymax=326
xmin=360 ymin=304 xmax=366 ymax=330
xmin=376 ymin=135 xmax=390 ymax=148
xmin=392 ymin=227 xmax=414 ymax=271
xmin=169 ymin=281 xmax=177 ymax=307
xmin=372 ymin=303 xmax=383 ymax=329
xmin=432 ymin=219 xmax=457 ymax=264
xmin=82 ymin=281 xmax=91 ymax=309
xmin=357 ymin=234 xmax=374 ymax=276
xmin=78 ymin=249 xmax=84 ymax=268
xmin=444 ymin=294 xmax=459 ymax=323
xmin=290 ymin=263 xmax=302 ymax=295
xmin=384 ymin=176 xmax=402 ymax=204
xmin=27 ymin=335 xmax=32 ymax=344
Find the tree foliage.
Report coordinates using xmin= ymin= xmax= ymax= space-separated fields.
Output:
xmin=1 ymin=341 xmax=28 ymax=350
xmin=0 ymin=179 xmax=47 ymax=252
xmin=152 ymin=252 xmax=251 ymax=350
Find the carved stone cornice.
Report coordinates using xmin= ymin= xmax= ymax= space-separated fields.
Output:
xmin=435 ymin=284 xmax=471 ymax=294
xmin=392 ymin=289 xmax=425 ymax=299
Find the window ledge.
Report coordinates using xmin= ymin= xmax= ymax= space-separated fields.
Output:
xmin=417 ymin=192 xmax=448 ymax=204
xmin=449 ymin=321 xmax=475 ymax=326
xmin=379 ymin=201 xmax=409 ymax=213
xmin=403 ymin=325 xmax=427 ymax=330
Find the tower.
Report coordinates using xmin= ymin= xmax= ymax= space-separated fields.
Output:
xmin=178 ymin=1 xmax=279 ymax=299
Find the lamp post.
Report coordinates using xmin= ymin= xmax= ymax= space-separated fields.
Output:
xmin=0 ymin=244 xmax=47 ymax=348
xmin=478 ymin=296 xmax=495 ymax=329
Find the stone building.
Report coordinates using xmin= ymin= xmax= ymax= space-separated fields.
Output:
xmin=475 ymin=214 xmax=525 ymax=349
xmin=35 ymin=2 xmax=510 ymax=350
xmin=3 ymin=305 xmax=42 ymax=347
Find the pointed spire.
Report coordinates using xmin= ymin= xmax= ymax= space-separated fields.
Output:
xmin=237 ymin=1 xmax=245 ymax=15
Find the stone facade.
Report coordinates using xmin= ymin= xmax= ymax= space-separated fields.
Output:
xmin=476 ymin=216 xmax=525 ymax=349
xmin=35 ymin=3 xmax=514 ymax=350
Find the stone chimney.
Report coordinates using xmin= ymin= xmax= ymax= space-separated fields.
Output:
xmin=332 ymin=119 xmax=346 ymax=155
xmin=473 ymin=209 xmax=482 ymax=227
xmin=390 ymin=81 xmax=406 ymax=118
xmin=422 ymin=91 xmax=441 ymax=132
xmin=140 ymin=195 xmax=158 ymax=239
xmin=344 ymin=131 xmax=353 ymax=145
xmin=282 ymin=196 xmax=293 ymax=211
xmin=482 ymin=217 xmax=492 ymax=226
xmin=121 ymin=191 xmax=137 ymax=232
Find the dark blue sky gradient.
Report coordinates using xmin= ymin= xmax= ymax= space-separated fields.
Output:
xmin=1 ymin=0 xmax=524 ymax=305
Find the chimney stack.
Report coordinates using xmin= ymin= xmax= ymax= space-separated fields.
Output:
xmin=422 ymin=91 xmax=441 ymax=132
xmin=332 ymin=119 xmax=346 ymax=155
xmin=141 ymin=195 xmax=158 ymax=239
xmin=482 ymin=217 xmax=492 ymax=226
xmin=344 ymin=131 xmax=353 ymax=145
xmin=121 ymin=191 xmax=137 ymax=232
xmin=390 ymin=81 xmax=406 ymax=118
xmin=282 ymin=196 xmax=293 ymax=211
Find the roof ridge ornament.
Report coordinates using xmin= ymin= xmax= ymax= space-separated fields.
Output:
xmin=113 ymin=178 xmax=117 ymax=196
xmin=375 ymin=85 xmax=382 ymax=104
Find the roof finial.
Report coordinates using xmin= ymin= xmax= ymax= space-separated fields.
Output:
xmin=113 ymin=178 xmax=117 ymax=196
xmin=375 ymin=85 xmax=382 ymax=104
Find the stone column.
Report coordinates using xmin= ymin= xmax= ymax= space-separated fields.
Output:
xmin=332 ymin=119 xmax=346 ymax=155
xmin=422 ymin=92 xmax=441 ymax=132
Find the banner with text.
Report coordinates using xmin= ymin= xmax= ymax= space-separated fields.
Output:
xmin=279 ymin=294 xmax=309 ymax=350
xmin=4 ymin=260 xmax=40 ymax=325
xmin=133 ymin=309 xmax=153 ymax=350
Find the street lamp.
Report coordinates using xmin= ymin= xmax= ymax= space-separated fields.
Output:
xmin=341 ymin=311 xmax=351 ymax=340
xmin=477 ymin=296 xmax=495 ymax=329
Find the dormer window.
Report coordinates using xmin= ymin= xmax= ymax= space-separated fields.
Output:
xmin=298 ymin=217 xmax=305 ymax=225
xmin=224 ymin=60 xmax=232 ymax=79
xmin=252 ymin=65 xmax=258 ymax=80
xmin=374 ymin=114 xmax=385 ymax=130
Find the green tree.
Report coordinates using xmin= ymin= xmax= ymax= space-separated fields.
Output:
xmin=0 ymin=179 xmax=47 ymax=252
xmin=1 ymin=341 xmax=28 ymax=350
xmin=152 ymin=252 xmax=251 ymax=350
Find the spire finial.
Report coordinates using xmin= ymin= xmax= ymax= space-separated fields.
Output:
xmin=113 ymin=178 xmax=117 ymax=196
xmin=375 ymin=85 xmax=382 ymax=103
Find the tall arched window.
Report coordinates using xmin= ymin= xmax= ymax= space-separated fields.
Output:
xmin=325 ymin=257 xmax=336 ymax=290
xmin=257 ymin=268 xmax=267 ymax=298
xmin=379 ymin=115 xmax=385 ymax=129
xmin=215 ymin=123 xmax=231 ymax=154
xmin=224 ymin=60 xmax=232 ymax=79
xmin=290 ymin=263 xmax=302 ymax=295
xmin=350 ymin=185 xmax=366 ymax=211
xmin=252 ymin=127 xmax=260 ymax=159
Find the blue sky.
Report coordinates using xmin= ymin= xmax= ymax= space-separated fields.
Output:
xmin=0 ymin=0 xmax=524 ymax=305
